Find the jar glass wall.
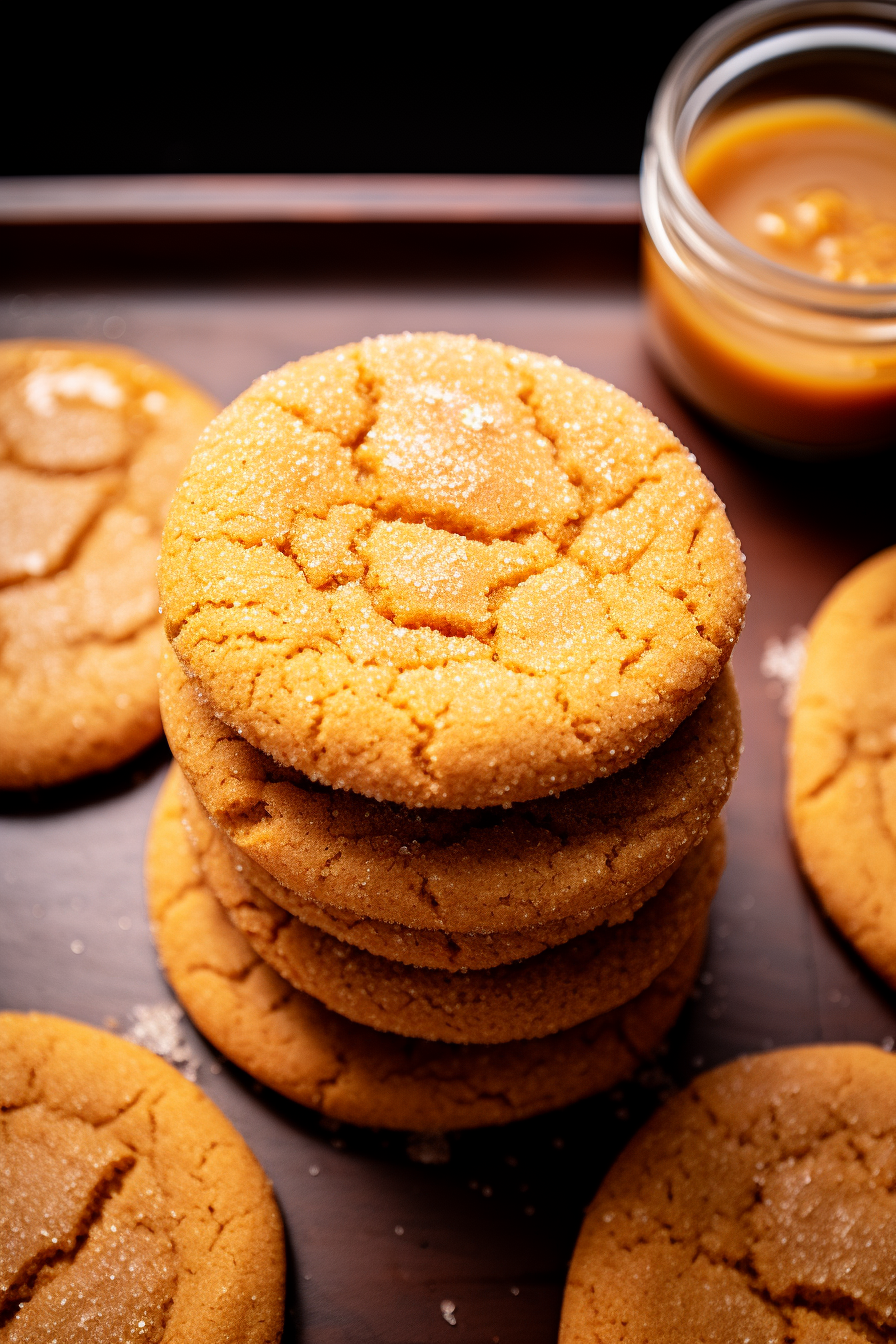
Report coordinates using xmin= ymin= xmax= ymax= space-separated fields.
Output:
xmin=641 ymin=0 xmax=896 ymax=456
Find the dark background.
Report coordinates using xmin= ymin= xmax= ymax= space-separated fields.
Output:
xmin=2 ymin=3 xmax=729 ymax=177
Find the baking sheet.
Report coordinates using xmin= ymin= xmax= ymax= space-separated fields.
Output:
xmin=2 ymin=235 xmax=895 ymax=1343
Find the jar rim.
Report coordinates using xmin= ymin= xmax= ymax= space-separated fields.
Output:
xmin=644 ymin=0 xmax=896 ymax=314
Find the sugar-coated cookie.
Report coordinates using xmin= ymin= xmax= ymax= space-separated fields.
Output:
xmin=182 ymin=775 xmax=678 ymax=970
xmin=0 ymin=1011 xmax=283 ymax=1342
xmin=147 ymin=768 xmax=705 ymax=1130
xmin=0 ymin=341 xmax=217 ymax=788
xmin=160 ymin=333 xmax=745 ymax=809
xmin=177 ymin=766 xmax=723 ymax=1043
xmin=561 ymin=1045 xmax=896 ymax=1343
xmin=789 ymin=546 xmax=896 ymax=986
xmin=161 ymin=645 xmax=740 ymax=936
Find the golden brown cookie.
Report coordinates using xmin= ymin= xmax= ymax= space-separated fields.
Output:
xmin=560 ymin=1044 xmax=896 ymax=1344
xmin=176 ymin=766 xmax=723 ymax=1043
xmin=160 ymin=333 xmax=746 ymax=809
xmin=161 ymin=644 xmax=740 ymax=935
xmin=788 ymin=546 xmax=896 ymax=987
xmin=0 ymin=341 xmax=217 ymax=789
xmin=183 ymin=773 xmax=679 ymax=970
xmin=0 ymin=1011 xmax=283 ymax=1343
xmin=147 ymin=767 xmax=705 ymax=1130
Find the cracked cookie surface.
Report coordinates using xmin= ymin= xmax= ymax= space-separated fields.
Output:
xmin=788 ymin=546 xmax=896 ymax=987
xmin=161 ymin=645 xmax=740 ymax=934
xmin=177 ymin=764 xmax=723 ymax=1042
xmin=0 ymin=341 xmax=217 ymax=788
xmin=160 ymin=333 xmax=746 ymax=809
xmin=0 ymin=1011 xmax=283 ymax=1343
xmin=147 ymin=767 xmax=705 ymax=1130
xmin=560 ymin=1044 xmax=896 ymax=1344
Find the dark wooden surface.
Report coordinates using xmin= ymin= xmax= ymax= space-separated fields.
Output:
xmin=2 ymin=219 xmax=896 ymax=1344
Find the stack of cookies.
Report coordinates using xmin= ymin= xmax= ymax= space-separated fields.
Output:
xmin=147 ymin=333 xmax=746 ymax=1131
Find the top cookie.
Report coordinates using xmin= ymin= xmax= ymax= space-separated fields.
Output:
xmin=0 ymin=1010 xmax=284 ymax=1343
xmin=160 ymin=333 xmax=745 ymax=808
xmin=788 ymin=545 xmax=896 ymax=986
xmin=0 ymin=341 xmax=217 ymax=788
xmin=561 ymin=1044 xmax=896 ymax=1343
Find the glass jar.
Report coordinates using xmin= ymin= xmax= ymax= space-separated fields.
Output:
xmin=641 ymin=0 xmax=896 ymax=456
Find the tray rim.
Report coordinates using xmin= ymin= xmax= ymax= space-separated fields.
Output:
xmin=0 ymin=173 xmax=641 ymax=227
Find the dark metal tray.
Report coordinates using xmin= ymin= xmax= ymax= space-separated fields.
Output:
xmin=2 ymin=194 xmax=895 ymax=1344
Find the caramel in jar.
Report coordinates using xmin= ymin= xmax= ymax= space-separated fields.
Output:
xmin=645 ymin=97 xmax=896 ymax=452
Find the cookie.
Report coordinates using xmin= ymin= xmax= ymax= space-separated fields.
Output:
xmin=147 ymin=767 xmax=705 ymax=1130
xmin=183 ymin=774 xmax=679 ymax=970
xmin=788 ymin=546 xmax=896 ymax=987
xmin=161 ymin=644 xmax=740 ymax=935
xmin=0 ymin=1011 xmax=283 ymax=1343
xmin=0 ymin=341 xmax=217 ymax=789
xmin=160 ymin=333 xmax=746 ymax=809
xmin=560 ymin=1044 xmax=896 ymax=1343
xmin=177 ymin=766 xmax=723 ymax=1043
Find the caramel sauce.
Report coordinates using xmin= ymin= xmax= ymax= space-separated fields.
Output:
xmin=688 ymin=99 xmax=896 ymax=284
xmin=645 ymin=97 xmax=896 ymax=450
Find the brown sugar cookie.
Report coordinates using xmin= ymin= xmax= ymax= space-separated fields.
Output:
xmin=183 ymin=775 xmax=679 ymax=970
xmin=0 ymin=341 xmax=217 ymax=789
xmin=177 ymin=765 xmax=723 ymax=1043
xmin=159 ymin=333 xmax=746 ymax=809
xmin=560 ymin=1044 xmax=896 ymax=1344
xmin=161 ymin=644 xmax=741 ymax=935
xmin=147 ymin=766 xmax=706 ymax=1130
xmin=788 ymin=546 xmax=896 ymax=987
xmin=0 ymin=1011 xmax=284 ymax=1343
